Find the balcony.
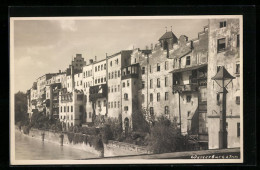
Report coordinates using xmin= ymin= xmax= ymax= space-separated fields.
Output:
xmin=89 ymin=84 xmax=107 ymax=101
xmin=121 ymin=63 xmax=139 ymax=80
xmin=172 ymin=84 xmax=198 ymax=93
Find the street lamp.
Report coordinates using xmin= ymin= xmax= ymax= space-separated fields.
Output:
xmin=211 ymin=66 xmax=235 ymax=149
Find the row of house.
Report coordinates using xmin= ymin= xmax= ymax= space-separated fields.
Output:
xmin=26 ymin=18 xmax=241 ymax=149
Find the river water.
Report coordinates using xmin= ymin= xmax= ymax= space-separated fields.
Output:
xmin=15 ymin=131 xmax=98 ymax=160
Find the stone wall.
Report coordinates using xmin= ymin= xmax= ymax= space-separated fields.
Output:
xmin=24 ymin=128 xmax=148 ymax=158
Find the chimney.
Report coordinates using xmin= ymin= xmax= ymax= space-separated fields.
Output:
xmin=76 ymin=54 xmax=82 ymax=58
xmin=95 ymin=56 xmax=97 ymax=61
xmin=151 ymin=43 xmax=153 ymax=50
xmin=89 ymin=59 xmax=93 ymax=64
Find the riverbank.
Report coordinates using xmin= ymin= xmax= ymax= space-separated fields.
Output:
xmin=16 ymin=127 xmax=150 ymax=158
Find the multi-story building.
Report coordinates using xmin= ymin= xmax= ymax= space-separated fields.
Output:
xmin=169 ymin=26 xmax=209 ymax=149
xmin=82 ymin=60 xmax=94 ymax=124
xmin=207 ymin=19 xmax=241 ymax=149
xmin=107 ymin=51 xmax=132 ymax=119
xmin=59 ymin=66 xmax=85 ymax=130
xmin=92 ymin=59 xmax=107 ymax=119
xmin=139 ymin=31 xmax=178 ymax=124
xmin=27 ymin=82 xmax=38 ymax=119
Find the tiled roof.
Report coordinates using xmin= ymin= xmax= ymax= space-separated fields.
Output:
xmin=169 ymin=45 xmax=192 ymax=59
xmin=159 ymin=31 xmax=177 ymax=40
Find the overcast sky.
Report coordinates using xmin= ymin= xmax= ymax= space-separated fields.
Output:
xmin=13 ymin=18 xmax=208 ymax=93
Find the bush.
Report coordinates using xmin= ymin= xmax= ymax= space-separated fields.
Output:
xmin=146 ymin=115 xmax=184 ymax=154
xmin=91 ymin=134 xmax=104 ymax=151
xmin=101 ymin=124 xmax=113 ymax=144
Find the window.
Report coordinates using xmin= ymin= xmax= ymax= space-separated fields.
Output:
xmin=98 ymin=66 xmax=100 ymax=71
xmin=165 ymin=92 xmax=169 ymax=100
xmin=101 ymin=78 xmax=103 ymax=83
xmin=110 ymin=61 xmax=112 ymax=66
xmin=115 ymin=71 xmax=117 ymax=78
xmin=165 ymin=77 xmax=168 ymax=87
xmin=118 ymin=85 xmax=120 ymax=91
xmin=64 ymin=106 xmax=66 ymax=112
xmin=98 ymin=101 xmax=101 ymax=107
xmin=98 ymin=78 xmax=100 ymax=83
xmin=124 ymin=106 xmax=128 ymax=111
xmin=157 ymin=63 xmax=160 ymax=71
xmin=123 ymin=82 xmax=125 ymax=87
xmin=108 ymin=102 xmax=110 ymax=108
xmin=71 ymin=106 xmax=73 ymax=112
xmin=89 ymin=112 xmax=92 ymax=118
xmin=157 ymin=93 xmax=160 ymax=101
xmin=165 ymin=61 xmax=169 ymax=70
xmin=157 ymin=78 xmax=160 ymax=88
xmin=186 ymin=95 xmax=191 ymax=103
xmin=111 ymin=86 xmax=113 ymax=92
xmin=217 ymin=66 xmax=221 ymax=72
xmin=104 ymin=64 xmax=106 ymax=69
xmin=219 ymin=21 xmax=226 ymax=28
xmin=141 ymin=94 xmax=145 ymax=103
xmin=186 ymin=56 xmax=191 ymax=66
xmin=101 ymin=65 xmax=103 ymax=70
xmin=150 ymin=65 xmax=152 ymax=73
xmin=67 ymin=106 xmax=69 ymax=112
xmin=165 ymin=106 xmax=169 ymax=114
xmin=217 ymin=38 xmax=226 ymax=53
xmin=127 ymin=80 xmax=129 ymax=87
xmin=236 ymin=63 xmax=240 ymax=74
xmin=118 ymin=70 xmax=120 ymax=77
xmin=60 ymin=107 xmax=62 ymax=112
xmin=118 ymin=101 xmax=120 ymax=108
xmin=95 ymin=66 xmax=97 ymax=72
xmin=114 ymin=101 xmax=116 ymax=108
xmin=150 ymin=93 xmax=153 ymax=102
xmin=79 ymin=105 xmax=83 ymax=112
xmin=134 ymin=58 xmax=136 ymax=63
xmin=95 ymin=79 xmax=97 ymax=84
xmin=237 ymin=122 xmax=240 ymax=137
xmin=187 ymin=111 xmax=191 ymax=117
xmin=142 ymin=81 xmax=145 ymax=89
xmin=150 ymin=79 xmax=153 ymax=89
xmin=108 ymin=87 xmax=110 ymax=93
xmin=115 ymin=86 xmax=117 ymax=92
xmin=77 ymin=94 xmax=83 ymax=101
xmin=142 ymin=67 xmax=145 ymax=74
xmin=150 ymin=107 xmax=154 ymax=116
xmin=103 ymin=100 xmax=106 ymax=107
xmin=111 ymin=102 xmax=113 ymax=108
xmin=236 ymin=96 xmax=240 ymax=105
xmin=104 ymin=77 xmax=106 ymax=82
xmin=112 ymin=72 xmax=114 ymax=79
xmin=124 ymin=93 xmax=128 ymax=100
xmin=71 ymin=115 xmax=73 ymax=120
xmin=237 ymin=34 xmax=240 ymax=47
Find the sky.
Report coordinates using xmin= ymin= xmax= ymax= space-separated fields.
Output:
xmin=13 ymin=18 xmax=208 ymax=93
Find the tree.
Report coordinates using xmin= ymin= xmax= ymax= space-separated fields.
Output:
xmin=132 ymin=108 xmax=151 ymax=133
xmin=146 ymin=115 xmax=184 ymax=154
xmin=15 ymin=91 xmax=28 ymax=125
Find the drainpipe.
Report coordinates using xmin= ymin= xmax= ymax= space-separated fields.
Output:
xmin=106 ymin=53 xmax=108 ymax=118
xmin=146 ymin=53 xmax=149 ymax=125
xmin=179 ymin=91 xmax=181 ymax=134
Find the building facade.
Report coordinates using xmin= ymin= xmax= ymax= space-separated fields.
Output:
xmin=207 ymin=19 xmax=241 ymax=149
